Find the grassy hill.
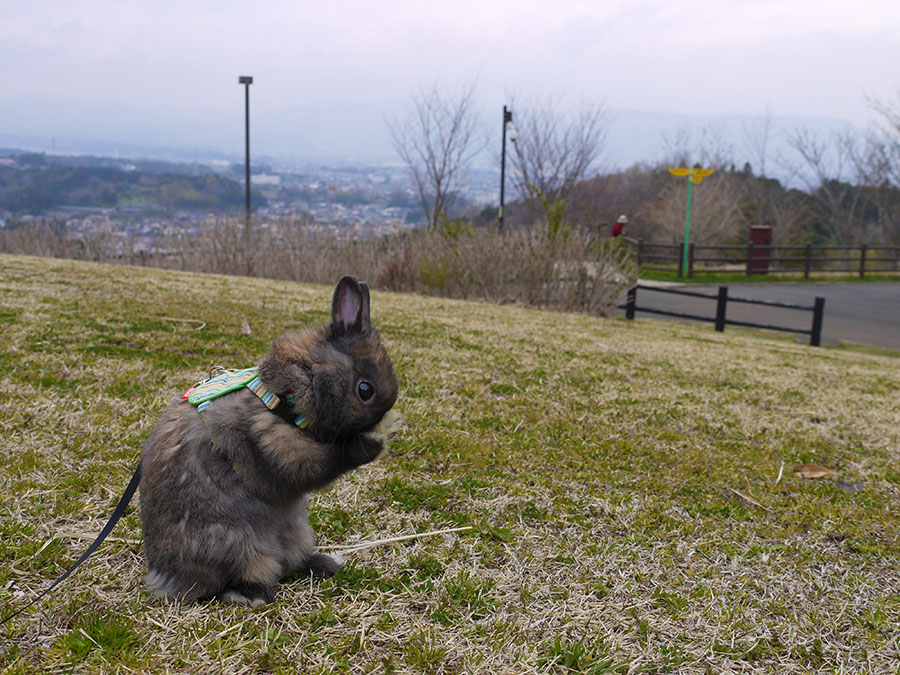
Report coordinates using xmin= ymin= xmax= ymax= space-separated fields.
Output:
xmin=1 ymin=254 xmax=898 ymax=674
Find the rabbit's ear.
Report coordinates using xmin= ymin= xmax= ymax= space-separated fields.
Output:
xmin=331 ymin=276 xmax=371 ymax=333
xmin=360 ymin=282 xmax=371 ymax=318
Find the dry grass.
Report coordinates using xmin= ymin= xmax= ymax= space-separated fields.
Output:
xmin=0 ymin=219 xmax=639 ymax=317
xmin=1 ymin=253 xmax=899 ymax=674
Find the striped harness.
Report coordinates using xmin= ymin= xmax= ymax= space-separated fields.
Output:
xmin=183 ymin=367 xmax=309 ymax=428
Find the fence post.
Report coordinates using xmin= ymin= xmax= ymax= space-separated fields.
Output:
xmin=746 ymin=242 xmax=754 ymax=277
xmin=714 ymin=286 xmax=728 ymax=332
xmin=677 ymin=242 xmax=684 ymax=278
xmin=687 ymin=242 xmax=696 ymax=279
xmin=859 ymin=244 xmax=867 ymax=278
xmin=804 ymin=244 xmax=811 ymax=279
xmin=625 ymin=286 xmax=637 ymax=320
xmin=810 ymin=297 xmax=825 ymax=347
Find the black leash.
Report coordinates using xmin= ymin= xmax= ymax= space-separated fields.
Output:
xmin=1 ymin=462 xmax=142 ymax=626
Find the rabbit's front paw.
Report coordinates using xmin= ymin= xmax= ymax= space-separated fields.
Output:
xmin=374 ymin=409 xmax=403 ymax=437
xmin=365 ymin=409 xmax=403 ymax=459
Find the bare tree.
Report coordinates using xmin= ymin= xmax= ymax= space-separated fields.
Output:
xmin=644 ymin=169 xmax=746 ymax=245
xmin=739 ymin=108 xmax=808 ymax=237
xmin=863 ymin=91 xmax=900 ymax=244
xmin=867 ymin=90 xmax=900 ymax=187
xmin=782 ymin=127 xmax=876 ymax=245
xmin=648 ymin=125 xmax=745 ymax=245
xmin=741 ymin=106 xmax=776 ymax=179
xmin=507 ymin=96 xmax=609 ymax=224
xmin=660 ymin=123 xmax=735 ymax=171
xmin=387 ymin=82 xmax=484 ymax=230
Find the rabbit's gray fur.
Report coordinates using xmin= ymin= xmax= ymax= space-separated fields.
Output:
xmin=139 ymin=277 xmax=398 ymax=605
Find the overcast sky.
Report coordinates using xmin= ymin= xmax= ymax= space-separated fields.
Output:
xmin=2 ymin=0 xmax=899 ymax=163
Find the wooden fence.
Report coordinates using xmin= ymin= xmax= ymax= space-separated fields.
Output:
xmin=621 ymin=284 xmax=826 ymax=346
xmin=628 ymin=238 xmax=900 ymax=279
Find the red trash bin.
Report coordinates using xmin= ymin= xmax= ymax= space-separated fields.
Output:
xmin=748 ymin=226 xmax=772 ymax=273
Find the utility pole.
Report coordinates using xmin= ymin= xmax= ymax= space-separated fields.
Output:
xmin=238 ymin=76 xmax=253 ymax=229
xmin=499 ymin=106 xmax=512 ymax=232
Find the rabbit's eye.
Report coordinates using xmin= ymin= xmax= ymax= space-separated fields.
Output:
xmin=357 ymin=380 xmax=375 ymax=402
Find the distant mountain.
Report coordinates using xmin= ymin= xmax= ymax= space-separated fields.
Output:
xmin=0 ymin=94 xmax=862 ymax=179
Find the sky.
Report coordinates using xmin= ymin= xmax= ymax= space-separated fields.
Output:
xmin=2 ymin=0 xmax=900 ymax=167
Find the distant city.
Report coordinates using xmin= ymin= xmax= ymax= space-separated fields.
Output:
xmin=0 ymin=148 xmax=501 ymax=253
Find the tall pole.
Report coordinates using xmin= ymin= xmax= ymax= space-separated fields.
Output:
xmin=682 ymin=178 xmax=693 ymax=275
xmin=668 ymin=166 xmax=713 ymax=277
xmin=238 ymin=76 xmax=253 ymax=228
xmin=499 ymin=106 xmax=512 ymax=232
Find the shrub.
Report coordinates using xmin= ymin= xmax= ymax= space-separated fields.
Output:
xmin=1 ymin=216 xmax=639 ymax=316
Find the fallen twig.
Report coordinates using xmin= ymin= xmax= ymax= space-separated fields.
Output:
xmin=57 ymin=530 xmax=142 ymax=546
xmin=727 ymin=487 xmax=773 ymax=513
xmin=151 ymin=316 xmax=207 ymax=331
xmin=322 ymin=526 xmax=473 ymax=554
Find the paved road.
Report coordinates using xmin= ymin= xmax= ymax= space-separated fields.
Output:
xmin=616 ymin=282 xmax=900 ymax=349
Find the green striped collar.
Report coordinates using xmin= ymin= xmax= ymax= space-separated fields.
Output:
xmin=184 ymin=367 xmax=308 ymax=428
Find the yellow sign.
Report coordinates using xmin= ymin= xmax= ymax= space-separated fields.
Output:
xmin=669 ymin=167 xmax=714 ymax=183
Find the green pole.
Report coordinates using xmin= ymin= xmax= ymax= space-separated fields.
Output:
xmin=682 ymin=174 xmax=694 ymax=275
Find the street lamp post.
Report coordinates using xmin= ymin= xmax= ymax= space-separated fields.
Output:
xmin=238 ymin=76 xmax=253 ymax=228
xmin=499 ymin=106 xmax=516 ymax=232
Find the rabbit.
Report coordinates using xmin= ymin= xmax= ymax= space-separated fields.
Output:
xmin=139 ymin=276 xmax=399 ymax=606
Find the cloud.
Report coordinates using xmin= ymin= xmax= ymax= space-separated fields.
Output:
xmin=2 ymin=0 xmax=899 ymax=160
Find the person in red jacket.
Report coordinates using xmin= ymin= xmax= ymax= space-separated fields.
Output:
xmin=610 ymin=214 xmax=628 ymax=237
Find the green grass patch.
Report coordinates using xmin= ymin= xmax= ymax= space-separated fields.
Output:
xmin=1 ymin=253 xmax=899 ymax=673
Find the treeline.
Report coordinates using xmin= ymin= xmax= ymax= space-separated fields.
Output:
xmin=464 ymin=160 xmax=900 ymax=248
xmin=390 ymin=85 xmax=900 ymax=248
xmin=563 ymin=161 xmax=900 ymax=247
xmin=0 ymin=160 xmax=266 ymax=215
